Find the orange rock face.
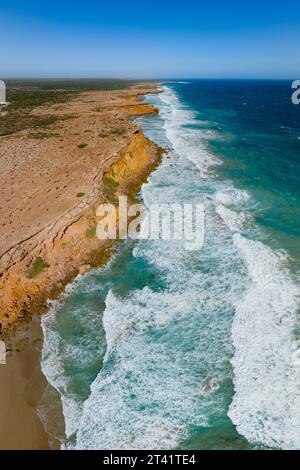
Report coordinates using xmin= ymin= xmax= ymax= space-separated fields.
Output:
xmin=0 ymin=83 xmax=163 ymax=338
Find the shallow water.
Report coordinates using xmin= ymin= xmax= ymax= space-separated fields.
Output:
xmin=41 ymin=80 xmax=300 ymax=450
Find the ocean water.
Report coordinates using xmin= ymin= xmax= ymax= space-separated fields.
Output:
xmin=40 ymin=80 xmax=300 ymax=450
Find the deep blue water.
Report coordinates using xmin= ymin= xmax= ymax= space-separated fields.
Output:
xmin=175 ymin=80 xmax=300 ymax=262
xmin=40 ymin=80 xmax=300 ymax=450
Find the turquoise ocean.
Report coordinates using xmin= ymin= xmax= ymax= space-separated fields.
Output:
xmin=39 ymin=80 xmax=300 ymax=450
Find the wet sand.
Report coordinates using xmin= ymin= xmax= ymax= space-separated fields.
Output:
xmin=0 ymin=322 xmax=50 ymax=449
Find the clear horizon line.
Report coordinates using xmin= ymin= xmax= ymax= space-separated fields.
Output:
xmin=1 ymin=76 xmax=298 ymax=81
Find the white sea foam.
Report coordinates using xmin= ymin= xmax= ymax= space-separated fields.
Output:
xmin=72 ymin=87 xmax=246 ymax=449
xmin=40 ymin=84 xmax=300 ymax=451
xmin=159 ymin=87 xmax=221 ymax=176
xmin=215 ymin=188 xmax=250 ymax=206
xmin=216 ymin=205 xmax=247 ymax=232
xmin=160 ymin=86 xmax=300 ymax=449
xmin=228 ymin=234 xmax=300 ymax=449
xmin=75 ymin=272 xmax=235 ymax=449
xmin=74 ymin=289 xmax=200 ymax=449
xmin=41 ymin=83 xmax=236 ymax=450
xmin=41 ymin=300 xmax=83 ymax=438
xmin=41 ymin=273 xmax=107 ymax=440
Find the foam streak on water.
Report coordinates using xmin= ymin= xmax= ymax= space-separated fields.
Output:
xmin=41 ymin=84 xmax=300 ymax=450
xmin=228 ymin=234 xmax=300 ymax=449
xmin=73 ymin=87 xmax=242 ymax=449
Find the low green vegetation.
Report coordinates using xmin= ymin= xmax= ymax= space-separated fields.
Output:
xmin=112 ymin=127 xmax=126 ymax=136
xmin=27 ymin=131 xmax=59 ymax=139
xmin=102 ymin=176 xmax=119 ymax=204
xmin=27 ymin=257 xmax=49 ymax=279
xmin=98 ymin=131 xmax=109 ymax=138
xmin=85 ymin=227 xmax=97 ymax=239
xmin=98 ymin=128 xmax=126 ymax=139
xmin=0 ymin=77 xmax=146 ymax=137
xmin=0 ymin=114 xmax=60 ymax=137
xmin=103 ymin=176 xmax=119 ymax=189
xmin=76 ymin=192 xmax=85 ymax=197
xmin=6 ymin=89 xmax=75 ymax=111
xmin=0 ymin=87 xmax=77 ymax=137
xmin=77 ymin=143 xmax=88 ymax=149
xmin=5 ymin=78 xmax=138 ymax=92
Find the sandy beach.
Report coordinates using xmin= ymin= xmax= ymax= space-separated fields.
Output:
xmin=0 ymin=358 xmax=48 ymax=450
xmin=0 ymin=81 xmax=163 ymax=449
xmin=0 ymin=318 xmax=50 ymax=449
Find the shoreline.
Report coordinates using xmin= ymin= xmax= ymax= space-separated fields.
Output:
xmin=0 ymin=82 xmax=164 ymax=449
xmin=0 ymin=82 xmax=163 ymax=340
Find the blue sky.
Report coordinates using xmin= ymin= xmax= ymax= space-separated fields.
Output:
xmin=2 ymin=0 xmax=300 ymax=78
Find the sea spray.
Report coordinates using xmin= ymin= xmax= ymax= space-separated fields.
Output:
xmin=228 ymin=235 xmax=300 ymax=449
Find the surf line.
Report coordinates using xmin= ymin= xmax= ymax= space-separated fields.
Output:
xmin=103 ymin=454 xmax=138 ymax=467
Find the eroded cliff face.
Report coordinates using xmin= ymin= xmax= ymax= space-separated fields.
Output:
xmin=104 ymin=129 xmax=160 ymax=188
xmin=0 ymin=86 xmax=163 ymax=340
